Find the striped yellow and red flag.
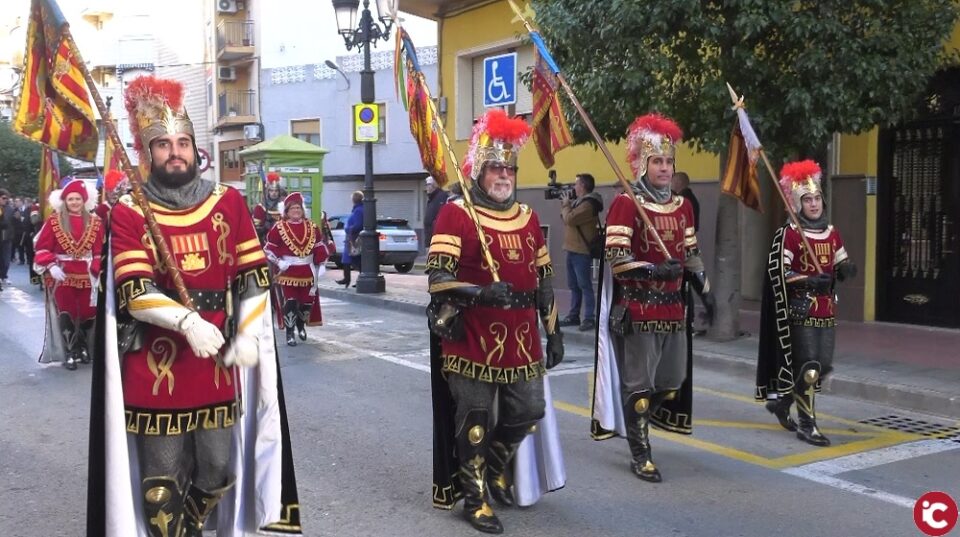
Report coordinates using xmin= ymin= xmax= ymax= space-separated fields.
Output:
xmin=37 ymin=146 xmax=61 ymax=218
xmin=531 ymin=50 xmax=572 ymax=169
xmin=13 ymin=0 xmax=99 ymax=161
xmin=397 ymin=28 xmax=447 ymax=185
xmin=720 ymin=108 xmax=763 ymax=212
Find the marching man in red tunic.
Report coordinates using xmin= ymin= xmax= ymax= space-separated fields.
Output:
xmin=34 ymin=179 xmax=103 ymax=370
xmin=264 ymin=191 xmax=328 ymax=346
xmin=428 ymin=110 xmax=565 ymax=534
xmin=87 ymin=75 xmax=301 ymax=537
xmin=94 ymin=169 xmax=128 ymax=227
xmin=253 ymin=171 xmax=286 ymax=242
xmin=756 ymin=160 xmax=856 ymax=447
xmin=591 ymin=114 xmax=715 ymax=483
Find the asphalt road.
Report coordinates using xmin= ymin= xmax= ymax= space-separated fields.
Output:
xmin=1 ymin=263 xmax=958 ymax=537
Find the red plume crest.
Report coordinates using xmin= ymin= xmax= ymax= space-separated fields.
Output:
xmin=124 ymin=76 xmax=186 ymax=152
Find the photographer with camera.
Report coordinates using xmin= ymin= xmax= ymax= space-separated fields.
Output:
xmin=558 ymin=173 xmax=603 ymax=331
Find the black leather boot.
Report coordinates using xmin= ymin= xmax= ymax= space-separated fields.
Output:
xmin=335 ymin=267 xmax=351 ymax=287
xmin=457 ymin=409 xmax=503 ymax=534
xmin=60 ymin=313 xmax=78 ymax=371
xmin=76 ymin=319 xmax=94 ymax=364
xmin=765 ymin=393 xmax=797 ymax=432
xmin=486 ymin=421 xmax=536 ymax=507
xmin=141 ymin=476 xmax=184 ymax=537
xmin=297 ymin=305 xmax=310 ymax=341
xmin=283 ymin=300 xmax=298 ymax=347
xmin=625 ymin=391 xmax=661 ymax=483
xmin=182 ymin=478 xmax=235 ymax=537
xmin=795 ymin=368 xmax=830 ymax=447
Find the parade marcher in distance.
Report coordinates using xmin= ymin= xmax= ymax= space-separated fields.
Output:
xmin=264 ymin=191 xmax=328 ymax=346
xmin=558 ymin=172 xmax=603 ymax=332
xmin=33 ymin=179 xmax=103 ymax=370
xmin=86 ymin=75 xmax=302 ymax=537
xmin=26 ymin=201 xmax=43 ymax=286
xmin=427 ymin=109 xmax=566 ymax=534
xmin=756 ymin=159 xmax=857 ymax=447
xmin=94 ymin=169 xmax=129 ymax=228
xmin=423 ymin=174 xmax=449 ymax=250
xmin=253 ymin=171 xmax=287 ymax=242
xmin=591 ymin=113 xmax=716 ymax=483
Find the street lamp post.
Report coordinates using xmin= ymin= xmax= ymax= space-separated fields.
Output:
xmin=332 ymin=0 xmax=394 ymax=294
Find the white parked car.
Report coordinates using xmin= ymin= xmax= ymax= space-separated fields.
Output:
xmin=327 ymin=215 xmax=419 ymax=273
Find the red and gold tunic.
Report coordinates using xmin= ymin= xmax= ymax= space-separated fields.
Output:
xmin=253 ymin=203 xmax=281 ymax=238
xmin=605 ymin=192 xmax=697 ymax=330
xmin=783 ymin=224 xmax=847 ymax=321
xmin=427 ymin=200 xmax=551 ymax=382
xmin=34 ymin=213 xmax=104 ymax=320
xmin=111 ymin=184 xmax=267 ymax=428
xmin=264 ymin=218 xmax=328 ymax=305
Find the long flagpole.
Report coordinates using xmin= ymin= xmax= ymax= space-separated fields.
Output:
xmin=64 ymin=27 xmax=195 ymax=308
xmin=506 ymin=0 xmax=672 ymax=260
xmin=725 ymin=83 xmax=823 ymax=274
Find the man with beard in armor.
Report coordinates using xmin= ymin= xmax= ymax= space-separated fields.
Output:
xmin=86 ymin=75 xmax=301 ymax=537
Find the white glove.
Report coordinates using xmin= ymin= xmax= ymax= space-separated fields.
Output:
xmin=178 ymin=311 xmax=226 ymax=358
xmin=276 ymin=259 xmax=291 ymax=272
xmin=48 ymin=265 xmax=66 ymax=282
xmin=223 ymin=333 xmax=259 ymax=367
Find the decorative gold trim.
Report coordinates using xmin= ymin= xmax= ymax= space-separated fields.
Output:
xmin=606 ymin=225 xmax=634 ymax=237
xmin=431 ymin=233 xmax=462 ymax=247
xmin=239 ymin=295 xmax=267 ymax=333
xmin=631 ymin=320 xmax=685 ymax=333
xmin=114 ymin=250 xmax=149 ymax=264
xmin=903 ymin=294 xmax=930 ymax=306
xmin=116 ymin=262 xmax=155 ymax=280
xmin=450 ymin=199 xmax=533 ymax=232
xmin=126 ymin=401 xmax=238 ymax=436
xmin=605 ymin=236 xmax=631 ymax=247
xmin=237 ymin=250 xmax=266 ymax=266
xmin=49 ymin=214 xmax=101 ymax=259
xmin=428 ymin=243 xmax=461 ymax=257
xmin=276 ymin=219 xmax=317 ymax=257
xmin=634 ymin=397 xmax=649 ymax=413
xmin=124 ymin=186 xmax=227 ymax=227
xmin=441 ymin=354 xmax=546 ymax=384
xmin=797 ymin=316 xmax=836 ymax=328
xmin=128 ymin=296 xmax=181 ymax=311
xmin=637 ymin=195 xmax=685 ymax=214
xmin=429 ymin=281 xmax=474 ymax=293
xmin=275 ymin=275 xmax=313 ymax=287
xmin=611 ymin=261 xmax=647 ymax=274
xmin=468 ymin=425 xmax=485 ymax=445
xmin=236 ymin=238 xmax=261 ymax=253
xmin=260 ymin=503 xmax=303 ymax=532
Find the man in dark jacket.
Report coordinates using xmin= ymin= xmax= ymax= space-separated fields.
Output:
xmin=423 ymin=175 xmax=448 ymax=252
xmin=0 ymin=189 xmax=14 ymax=284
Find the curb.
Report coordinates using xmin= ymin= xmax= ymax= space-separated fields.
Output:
xmin=318 ymin=285 xmax=960 ymax=419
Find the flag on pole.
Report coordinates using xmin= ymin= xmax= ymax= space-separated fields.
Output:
xmin=720 ymin=107 xmax=763 ymax=212
xmin=530 ymin=49 xmax=573 ymax=169
xmin=396 ymin=28 xmax=447 ymax=185
xmin=38 ymin=147 xmax=61 ymax=218
xmin=13 ymin=0 xmax=99 ymax=161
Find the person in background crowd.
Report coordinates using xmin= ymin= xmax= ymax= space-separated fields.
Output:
xmin=336 ymin=190 xmax=364 ymax=288
xmin=0 ymin=189 xmax=14 ymax=285
xmin=671 ymin=171 xmax=700 ymax=231
xmin=558 ymin=173 xmax=603 ymax=332
xmin=423 ymin=175 xmax=449 ymax=250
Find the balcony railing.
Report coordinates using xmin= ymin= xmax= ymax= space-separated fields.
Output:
xmin=217 ymin=20 xmax=254 ymax=54
xmin=218 ymin=90 xmax=256 ymax=121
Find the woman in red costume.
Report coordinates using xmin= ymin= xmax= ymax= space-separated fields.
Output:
xmin=34 ymin=179 xmax=104 ymax=370
xmin=264 ymin=192 xmax=329 ymax=346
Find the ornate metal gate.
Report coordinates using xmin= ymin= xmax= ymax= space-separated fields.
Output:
xmin=877 ymin=70 xmax=960 ymax=327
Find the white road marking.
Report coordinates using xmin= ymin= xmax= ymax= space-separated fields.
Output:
xmin=0 ymin=285 xmax=46 ymax=319
xmin=784 ymin=439 xmax=959 ymax=508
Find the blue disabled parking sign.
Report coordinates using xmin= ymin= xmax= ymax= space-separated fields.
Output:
xmin=483 ymin=52 xmax=517 ymax=107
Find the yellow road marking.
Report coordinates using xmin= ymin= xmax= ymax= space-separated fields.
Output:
xmin=693 ymin=419 xmax=875 ymax=437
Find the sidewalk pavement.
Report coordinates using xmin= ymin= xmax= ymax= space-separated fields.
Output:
xmin=317 ymin=268 xmax=960 ymax=419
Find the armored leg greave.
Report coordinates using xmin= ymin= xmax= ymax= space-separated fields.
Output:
xmin=486 ymin=420 xmax=536 ymax=508
xmin=456 ymin=409 xmax=503 ymax=534
xmin=59 ymin=313 xmax=78 ymax=370
xmin=141 ymin=476 xmax=184 ymax=537
xmin=794 ymin=363 xmax=830 ymax=446
xmin=283 ymin=300 xmax=298 ymax=347
xmin=625 ymin=390 xmax=661 ymax=483
xmin=182 ymin=477 xmax=235 ymax=537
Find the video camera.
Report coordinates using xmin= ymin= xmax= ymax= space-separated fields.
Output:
xmin=544 ymin=170 xmax=576 ymax=200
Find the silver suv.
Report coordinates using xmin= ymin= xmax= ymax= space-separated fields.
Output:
xmin=327 ymin=215 xmax=419 ymax=273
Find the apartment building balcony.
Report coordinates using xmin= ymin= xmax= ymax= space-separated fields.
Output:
xmin=217 ymin=89 xmax=256 ymax=127
xmin=217 ymin=20 xmax=255 ymax=61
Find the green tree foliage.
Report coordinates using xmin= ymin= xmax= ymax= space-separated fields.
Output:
xmin=0 ymin=121 xmax=74 ymax=197
xmin=533 ymin=0 xmax=959 ymax=158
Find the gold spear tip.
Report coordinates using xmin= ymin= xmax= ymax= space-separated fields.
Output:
xmin=508 ymin=0 xmax=536 ymax=24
